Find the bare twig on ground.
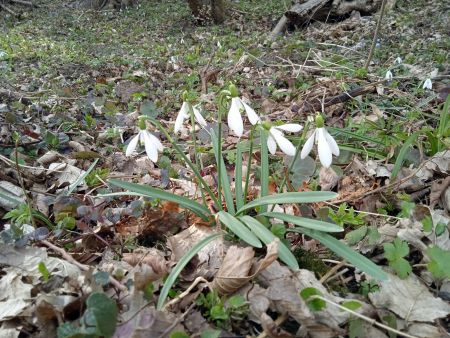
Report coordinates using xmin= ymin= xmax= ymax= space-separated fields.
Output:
xmin=40 ymin=239 xmax=128 ymax=293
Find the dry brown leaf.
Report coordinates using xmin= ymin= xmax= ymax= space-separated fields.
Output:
xmin=319 ymin=166 xmax=339 ymax=191
xmin=167 ymin=225 xmax=224 ymax=280
xmin=429 ymin=176 xmax=450 ymax=209
xmin=212 ymin=240 xmax=279 ymax=295
xmin=122 ymin=248 xmax=169 ymax=286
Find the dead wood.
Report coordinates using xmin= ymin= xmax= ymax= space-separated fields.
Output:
xmin=270 ymin=0 xmax=384 ymax=38
xmin=298 ymin=83 xmax=377 ymax=114
xmin=0 ymin=88 xmax=33 ymax=105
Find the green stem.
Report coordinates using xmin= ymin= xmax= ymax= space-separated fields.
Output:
xmin=188 ymin=104 xmax=207 ymax=206
xmin=260 ymin=128 xmax=269 ymax=213
xmin=243 ymin=126 xmax=254 ymax=204
xmin=217 ymin=107 xmax=223 ymax=208
xmin=151 ymin=119 xmax=220 ymax=208
xmin=270 ymin=120 xmax=310 ymax=212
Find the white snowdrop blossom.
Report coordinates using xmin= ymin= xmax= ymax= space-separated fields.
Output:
xmin=385 ymin=70 xmax=393 ymax=80
xmin=227 ymin=84 xmax=260 ymax=137
xmin=395 ymin=57 xmax=402 ymax=64
xmin=267 ymin=124 xmax=303 ymax=156
xmin=423 ymin=78 xmax=432 ymax=90
xmin=125 ymin=118 xmax=164 ymax=163
xmin=300 ymin=115 xmax=339 ymax=168
xmin=174 ymin=101 xmax=207 ymax=133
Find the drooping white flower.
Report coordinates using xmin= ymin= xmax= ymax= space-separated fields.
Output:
xmin=227 ymin=84 xmax=261 ymax=137
xmin=385 ymin=70 xmax=393 ymax=80
xmin=423 ymin=78 xmax=432 ymax=90
xmin=395 ymin=57 xmax=402 ymax=64
xmin=267 ymin=124 xmax=303 ymax=156
xmin=174 ymin=101 xmax=207 ymax=133
xmin=300 ymin=115 xmax=339 ymax=168
xmin=125 ymin=118 xmax=163 ymax=163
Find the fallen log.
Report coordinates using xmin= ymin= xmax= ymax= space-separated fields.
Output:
xmin=270 ymin=0 xmax=385 ymax=38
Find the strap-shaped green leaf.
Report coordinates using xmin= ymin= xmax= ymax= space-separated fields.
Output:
xmin=240 ymin=215 xmax=298 ymax=269
xmin=66 ymin=158 xmax=99 ymax=196
xmin=107 ymin=179 xmax=211 ymax=220
xmin=237 ymin=191 xmax=337 ymax=214
xmin=217 ymin=211 xmax=262 ymax=248
xmin=261 ymin=212 xmax=342 ymax=232
xmin=157 ymin=233 xmax=221 ymax=310
xmin=235 ymin=143 xmax=244 ymax=210
xmin=289 ymin=228 xmax=387 ymax=281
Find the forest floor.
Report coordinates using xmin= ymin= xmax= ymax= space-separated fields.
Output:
xmin=0 ymin=0 xmax=449 ymax=337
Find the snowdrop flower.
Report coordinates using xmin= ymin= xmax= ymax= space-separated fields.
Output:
xmin=174 ymin=100 xmax=207 ymax=133
xmin=266 ymin=123 xmax=303 ymax=156
xmin=227 ymin=84 xmax=261 ymax=137
xmin=422 ymin=78 xmax=432 ymax=90
xmin=395 ymin=56 xmax=402 ymax=64
xmin=385 ymin=70 xmax=393 ymax=81
xmin=125 ymin=117 xmax=163 ymax=163
xmin=300 ymin=114 xmax=339 ymax=168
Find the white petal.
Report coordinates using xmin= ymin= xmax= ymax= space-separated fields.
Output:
xmin=125 ymin=134 xmax=140 ymax=156
xmin=193 ymin=106 xmax=207 ymax=127
xmin=271 ymin=128 xmax=296 ymax=156
xmin=146 ymin=131 xmax=164 ymax=152
xmin=385 ymin=70 xmax=393 ymax=80
xmin=228 ymin=98 xmax=244 ymax=137
xmin=267 ymin=134 xmax=277 ymax=155
xmin=300 ymin=131 xmax=316 ymax=159
xmin=317 ymin=128 xmax=332 ymax=168
xmin=242 ymin=101 xmax=260 ymax=125
xmin=174 ymin=102 xmax=189 ymax=133
xmin=423 ymin=78 xmax=432 ymax=90
xmin=274 ymin=123 xmax=303 ymax=133
xmin=323 ymin=128 xmax=339 ymax=156
xmin=142 ymin=131 xmax=158 ymax=162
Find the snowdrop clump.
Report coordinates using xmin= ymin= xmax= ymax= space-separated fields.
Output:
xmin=300 ymin=114 xmax=339 ymax=168
xmin=227 ymin=84 xmax=260 ymax=137
xmin=125 ymin=117 xmax=164 ymax=163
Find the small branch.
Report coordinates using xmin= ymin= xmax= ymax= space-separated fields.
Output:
xmin=11 ymin=0 xmax=35 ymax=7
xmin=269 ymin=15 xmax=288 ymax=40
xmin=40 ymin=239 xmax=128 ymax=293
xmin=0 ymin=3 xmax=17 ymax=16
xmin=364 ymin=0 xmax=388 ymax=69
xmin=311 ymin=295 xmax=419 ymax=338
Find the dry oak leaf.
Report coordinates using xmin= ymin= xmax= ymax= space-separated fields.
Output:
xmin=212 ymin=240 xmax=279 ymax=295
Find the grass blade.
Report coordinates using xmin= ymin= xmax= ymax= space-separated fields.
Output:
xmin=66 ymin=158 xmax=99 ymax=195
xmin=211 ymin=131 xmax=236 ymax=214
xmin=156 ymin=233 xmax=221 ymax=310
xmin=235 ymin=143 xmax=244 ymax=210
xmin=237 ymin=191 xmax=337 ymax=214
xmin=217 ymin=211 xmax=262 ymax=248
xmin=391 ymin=131 xmax=420 ymax=180
xmin=107 ymin=179 xmax=211 ymax=220
xmin=261 ymin=212 xmax=342 ymax=232
xmin=288 ymin=228 xmax=387 ymax=280
xmin=240 ymin=215 xmax=298 ymax=269
xmin=438 ymin=95 xmax=450 ymax=152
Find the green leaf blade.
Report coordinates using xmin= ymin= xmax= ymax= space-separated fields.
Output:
xmin=237 ymin=192 xmax=337 ymax=214
xmin=106 ymin=179 xmax=211 ymax=220
xmin=289 ymin=228 xmax=387 ymax=281
xmin=157 ymin=233 xmax=222 ymax=310
xmin=262 ymin=212 xmax=343 ymax=233
xmin=217 ymin=211 xmax=262 ymax=248
xmin=240 ymin=215 xmax=299 ymax=269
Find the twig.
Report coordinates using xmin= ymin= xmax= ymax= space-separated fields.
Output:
xmin=163 ymin=276 xmax=210 ymax=310
xmin=320 ymin=261 xmax=345 ymax=283
xmin=11 ymin=0 xmax=35 ymax=6
xmin=364 ymin=0 xmax=388 ymax=69
xmin=0 ymin=3 xmax=17 ymax=15
xmin=256 ymin=312 xmax=289 ymax=338
xmin=310 ymin=295 xmax=419 ymax=338
xmin=40 ymin=239 xmax=128 ymax=293
xmin=157 ymin=302 xmax=196 ymax=338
